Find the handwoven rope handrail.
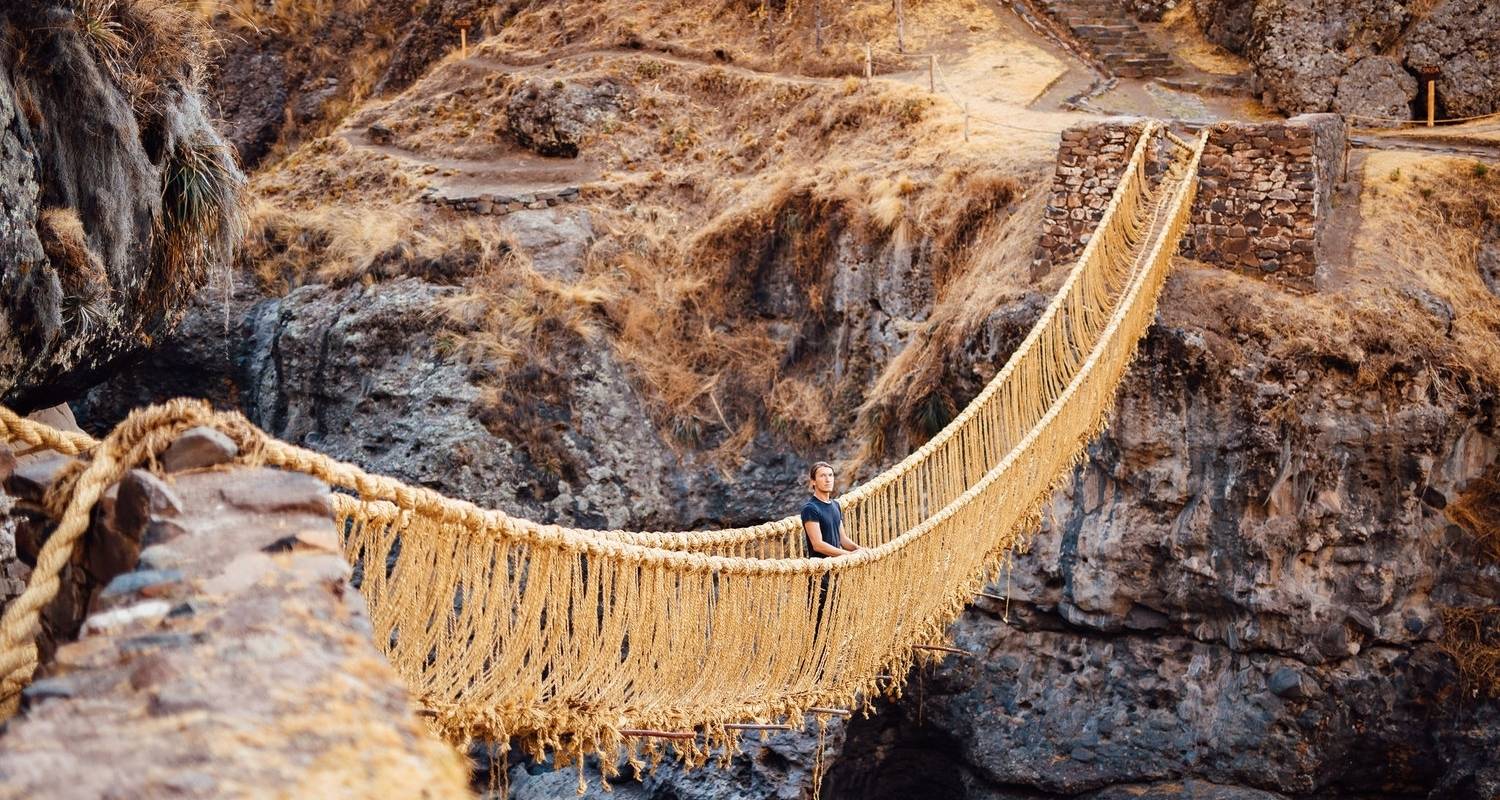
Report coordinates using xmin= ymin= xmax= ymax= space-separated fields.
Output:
xmin=0 ymin=129 xmax=1207 ymax=779
xmin=614 ymin=122 xmax=1168 ymax=557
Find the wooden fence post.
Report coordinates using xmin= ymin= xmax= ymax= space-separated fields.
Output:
xmin=896 ymin=0 xmax=906 ymax=53
xmin=865 ymin=44 xmax=873 ymax=79
xmin=1427 ymin=79 xmax=1436 ymax=127
xmin=928 ymin=54 xmax=935 ymax=93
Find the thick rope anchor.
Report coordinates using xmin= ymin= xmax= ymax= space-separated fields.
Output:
xmin=0 ymin=399 xmax=262 ymax=717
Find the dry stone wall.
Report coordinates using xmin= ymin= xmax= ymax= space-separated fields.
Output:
xmin=0 ymin=438 xmax=471 ymax=798
xmin=1035 ymin=114 xmax=1347 ymax=288
xmin=1034 ymin=119 xmax=1162 ymax=279
xmin=1184 ymin=113 xmax=1346 ymax=284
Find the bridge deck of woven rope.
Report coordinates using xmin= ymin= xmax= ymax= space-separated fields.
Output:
xmin=0 ymin=123 xmax=1207 ymax=782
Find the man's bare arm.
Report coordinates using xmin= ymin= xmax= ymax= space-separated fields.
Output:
xmin=838 ymin=532 xmax=861 ymax=551
xmin=804 ymin=521 xmax=849 ymax=557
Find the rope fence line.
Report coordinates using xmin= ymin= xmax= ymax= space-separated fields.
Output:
xmin=0 ymin=126 xmax=1207 ymax=782
xmin=1344 ymin=108 xmax=1500 ymax=130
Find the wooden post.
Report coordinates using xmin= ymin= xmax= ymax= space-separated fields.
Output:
xmin=963 ymin=103 xmax=970 ymax=142
xmin=895 ymin=0 xmax=906 ymax=53
xmin=1427 ymin=79 xmax=1436 ymax=127
xmin=865 ymin=44 xmax=873 ymax=79
xmin=621 ymin=728 xmax=696 ymax=740
xmin=460 ymin=27 xmax=467 ymax=59
xmin=928 ymin=54 xmax=935 ymax=93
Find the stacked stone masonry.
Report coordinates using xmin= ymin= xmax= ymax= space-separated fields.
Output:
xmin=424 ymin=185 xmax=583 ymax=216
xmin=1036 ymin=114 xmax=1348 ymax=288
xmin=1184 ymin=114 xmax=1346 ymax=283
xmin=0 ymin=435 xmax=470 ymax=798
xmin=1034 ymin=120 xmax=1167 ymax=279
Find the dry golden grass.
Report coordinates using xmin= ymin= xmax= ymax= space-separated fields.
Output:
xmin=1438 ymin=606 xmax=1500 ymax=696
xmin=1447 ymin=472 xmax=1500 ymax=561
xmin=181 ymin=0 xmax=402 ymax=161
xmin=1158 ymin=3 xmax=1248 ymax=76
xmin=247 ymin=43 xmax=1039 ymax=466
xmin=853 ymin=178 xmax=1037 ymax=465
xmin=37 ymin=208 xmax=101 ymax=284
xmin=38 ymin=208 xmax=113 ymax=334
xmin=72 ymin=0 xmax=214 ymax=114
xmin=1342 ymin=152 xmax=1500 ymax=392
xmin=479 ymin=0 xmax=997 ymax=77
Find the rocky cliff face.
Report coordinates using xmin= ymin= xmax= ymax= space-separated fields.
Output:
xmin=0 ymin=0 xmax=243 ymax=412
xmin=823 ymin=272 xmax=1500 ymax=798
xmin=1192 ymin=0 xmax=1498 ymax=120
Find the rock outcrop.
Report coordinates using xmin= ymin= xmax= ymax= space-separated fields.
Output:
xmin=822 ymin=293 xmax=1500 ymax=797
xmin=1332 ymin=55 xmax=1418 ymax=120
xmin=204 ymin=0 xmax=523 ymax=168
xmin=0 ymin=1 xmax=244 ymax=413
xmin=80 ymin=187 xmax=944 ymax=531
xmin=1404 ymin=0 xmax=1500 ymax=119
xmin=1192 ymin=0 xmax=1499 ymax=120
xmin=506 ymin=77 xmax=633 ymax=158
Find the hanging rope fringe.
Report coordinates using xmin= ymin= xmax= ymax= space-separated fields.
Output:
xmin=0 ymin=126 xmax=1207 ymax=782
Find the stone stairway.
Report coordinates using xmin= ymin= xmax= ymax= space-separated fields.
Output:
xmin=1034 ymin=0 xmax=1181 ymax=78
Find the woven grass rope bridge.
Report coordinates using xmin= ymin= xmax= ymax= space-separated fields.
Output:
xmin=0 ymin=122 xmax=1207 ymax=779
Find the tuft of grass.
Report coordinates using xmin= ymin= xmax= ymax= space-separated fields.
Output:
xmin=39 ymin=207 xmax=114 ymax=336
xmin=75 ymin=0 xmax=215 ymax=116
xmin=1475 ymin=162 xmax=1490 ymax=179
xmin=1447 ymin=472 xmax=1500 ymax=561
xmin=1438 ymin=607 xmax=1500 ymax=697
xmin=75 ymin=0 xmax=130 ymax=75
xmin=154 ymin=134 xmax=246 ymax=312
xmin=438 ymin=247 xmax=617 ymax=384
xmin=38 ymin=207 xmax=102 ymax=283
xmin=895 ymin=96 xmax=926 ymax=126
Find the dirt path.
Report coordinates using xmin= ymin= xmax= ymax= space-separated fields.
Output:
xmin=1314 ymin=149 xmax=1367 ymax=291
xmin=462 ymin=48 xmax=832 ymax=88
xmin=1348 ymin=133 xmax=1500 ymax=162
xmin=341 ymin=130 xmax=601 ymax=201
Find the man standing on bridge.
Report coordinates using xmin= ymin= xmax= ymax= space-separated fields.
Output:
xmin=801 ymin=462 xmax=861 ymax=558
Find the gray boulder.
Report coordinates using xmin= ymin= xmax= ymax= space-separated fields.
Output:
xmin=1245 ymin=0 xmax=1408 ymax=114
xmin=1193 ymin=0 xmax=1256 ymax=54
xmin=506 ymin=77 xmax=631 ymax=158
xmin=1405 ymin=0 xmax=1500 ymax=118
xmin=1333 ymin=55 xmax=1418 ymax=120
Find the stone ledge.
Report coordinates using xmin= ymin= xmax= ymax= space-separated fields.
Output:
xmin=423 ymin=185 xmax=585 ymax=215
xmin=0 ymin=465 xmax=470 ymax=798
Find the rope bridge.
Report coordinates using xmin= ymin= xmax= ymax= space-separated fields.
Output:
xmin=0 ymin=123 xmax=1206 ymax=777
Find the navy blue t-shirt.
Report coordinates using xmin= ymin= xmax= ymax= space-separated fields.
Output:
xmin=800 ymin=497 xmax=843 ymax=557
